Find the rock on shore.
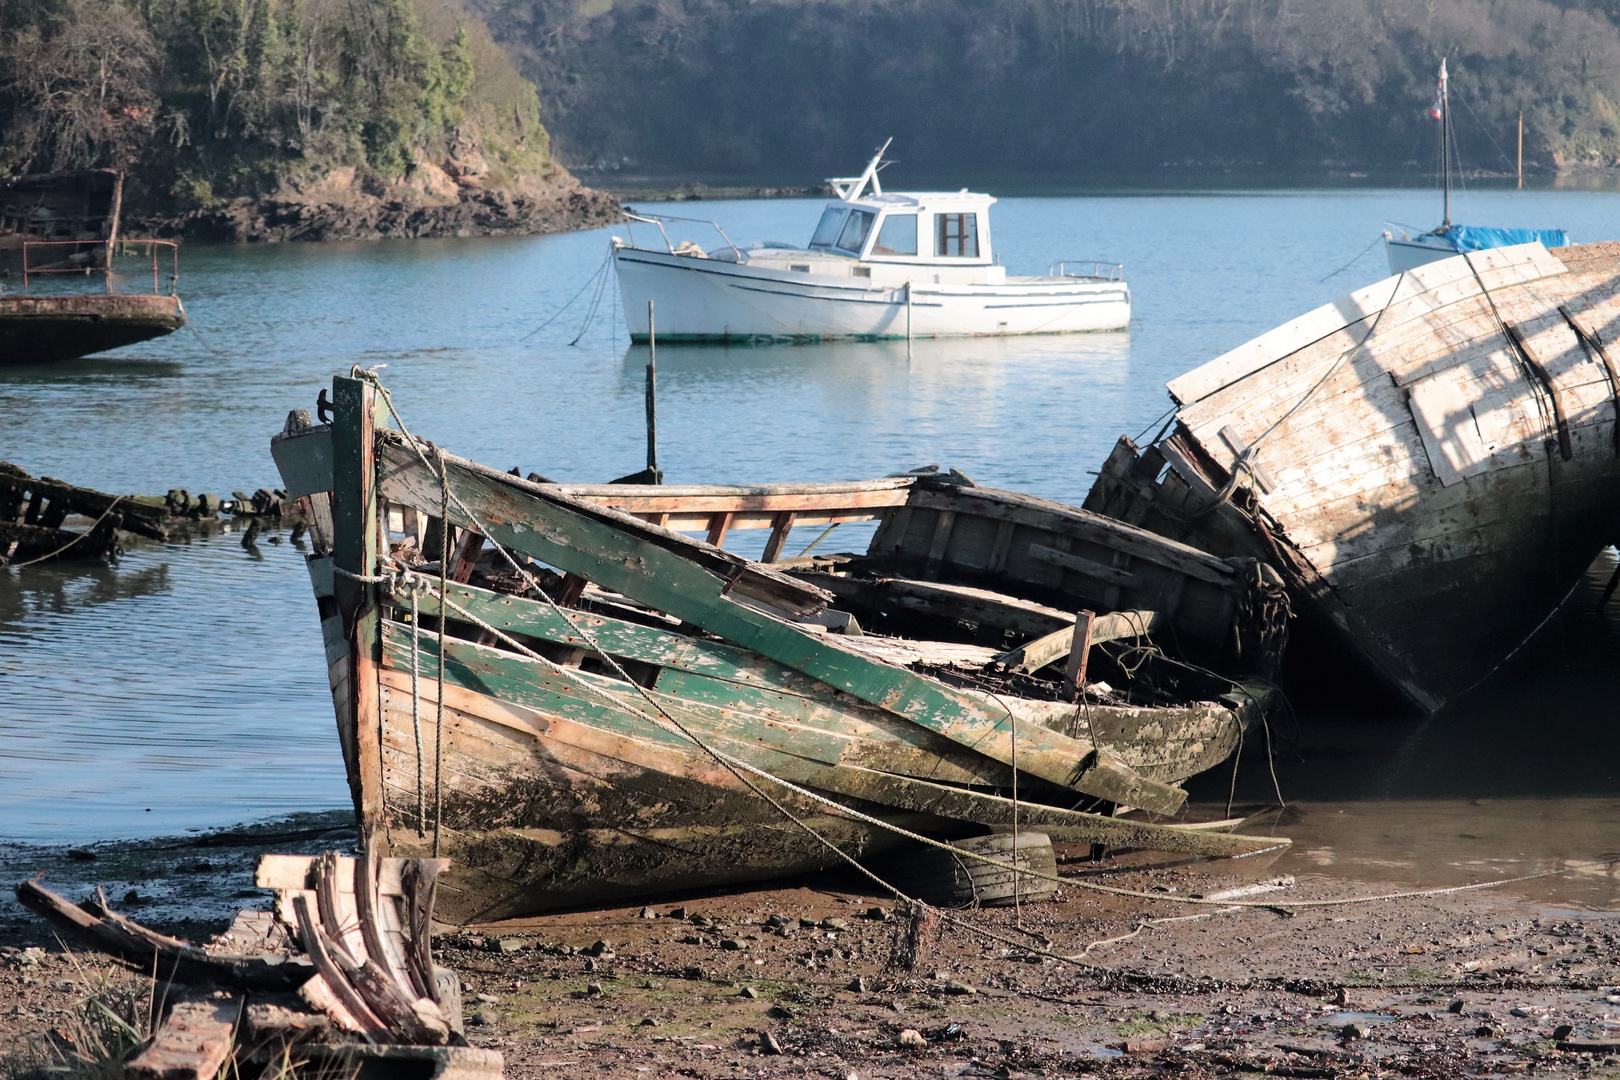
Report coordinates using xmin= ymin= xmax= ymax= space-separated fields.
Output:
xmin=130 ymin=165 xmax=624 ymax=244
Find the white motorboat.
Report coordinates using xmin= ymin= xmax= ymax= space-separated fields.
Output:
xmin=1382 ymin=60 xmax=1567 ymax=274
xmin=610 ymin=142 xmax=1130 ymax=342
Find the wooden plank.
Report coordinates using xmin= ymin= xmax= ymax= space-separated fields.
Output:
xmin=760 ymin=511 xmax=796 ymax=562
xmin=1064 ymin=610 xmax=1096 ymax=693
xmin=804 ymin=573 xmax=1075 ymax=638
xmin=379 ymin=631 xmax=1012 ymax=789
xmin=372 ymin=431 xmax=1186 ymax=812
xmin=332 ymin=378 xmax=387 ymax=831
xmin=1029 ymin=543 xmax=1140 ymax=587
xmin=705 ymin=511 xmax=733 ymax=547
xmin=985 ymin=519 xmax=1016 ymax=573
xmin=541 ymin=478 xmax=916 ymax=511
xmin=12 ymin=880 xmax=312 ymax=991
xmin=903 ymin=485 xmax=1234 ymax=586
xmin=991 ymin=610 xmax=1160 ymax=674
xmin=375 ymin=654 xmax=1266 ymax=858
xmin=127 ymin=991 xmax=242 ymax=1080
xmin=924 ymin=509 xmax=957 ymax=576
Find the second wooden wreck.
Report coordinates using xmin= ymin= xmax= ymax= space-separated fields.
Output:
xmin=272 ymin=376 xmax=1289 ymax=922
xmin=1086 ymin=241 xmax=1620 ymax=713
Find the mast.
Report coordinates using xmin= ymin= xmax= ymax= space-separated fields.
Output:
xmin=1440 ymin=59 xmax=1451 ymax=228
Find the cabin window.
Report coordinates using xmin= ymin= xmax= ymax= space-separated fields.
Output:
xmin=936 ymin=213 xmax=979 ymax=258
xmin=810 ymin=208 xmax=846 ymax=249
xmin=836 ymin=209 xmax=875 ymax=253
xmin=871 ymin=214 xmax=918 ymax=256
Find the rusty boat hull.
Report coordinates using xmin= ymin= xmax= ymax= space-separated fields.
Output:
xmin=273 ymin=377 xmax=1288 ymax=922
xmin=0 ymin=294 xmax=185 ymax=364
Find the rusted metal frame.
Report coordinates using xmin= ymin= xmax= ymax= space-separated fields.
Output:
xmin=371 ymin=438 xmax=1187 ymax=813
xmin=1558 ymin=303 xmax=1620 ymax=455
xmin=1503 ymin=322 xmax=1573 ymax=460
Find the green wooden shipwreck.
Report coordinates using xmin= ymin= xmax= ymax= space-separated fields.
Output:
xmin=272 ymin=375 xmax=1290 ymax=922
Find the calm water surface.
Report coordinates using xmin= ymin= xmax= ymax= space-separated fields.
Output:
xmin=4 ymin=187 xmax=1619 ymax=907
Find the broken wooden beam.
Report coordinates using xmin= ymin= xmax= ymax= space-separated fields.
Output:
xmin=12 ymin=880 xmax=313 ymax=991
xmin=990 ymin=610 xmax=1161 ymax=674
xmin=126 ymin=989 xmax=242 ymax=1080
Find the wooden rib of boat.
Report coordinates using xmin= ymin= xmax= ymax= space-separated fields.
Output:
xmin=1085 ymin=241 xmax=1620 ymax=714
xmin=272 ymin=376 xmax=1289 ymax=921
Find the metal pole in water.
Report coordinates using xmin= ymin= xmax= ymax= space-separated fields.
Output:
xmin=1518 ymin=112 xmax=1524 ymax=190
xmin=646 ymin=300 xmax=660 ymax=483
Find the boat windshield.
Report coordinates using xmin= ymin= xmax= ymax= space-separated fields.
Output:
xmin=871 ymin=213 xmax=918 ymax=256
xmin=809 ymin=208 xmax=846 ymax=249
xmin=836 ymin=210 xmax=875 ymax=253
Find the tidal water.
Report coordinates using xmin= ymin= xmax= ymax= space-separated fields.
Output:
xmin=4 ymin=187 xmax=1619 ymax=907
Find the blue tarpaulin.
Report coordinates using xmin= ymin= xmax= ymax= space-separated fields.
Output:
xmin=1444 ymin=225 xmax=1570 ymax=252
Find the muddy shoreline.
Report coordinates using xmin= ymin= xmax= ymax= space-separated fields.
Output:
xmin=5 ymin=821 xmax=1618 ymax=1078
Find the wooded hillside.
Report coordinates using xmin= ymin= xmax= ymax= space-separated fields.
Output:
xmin=0 ymin=0 xmax=568 ymax=216
xmin=470 ymin=0 xmax=1620 ymax=181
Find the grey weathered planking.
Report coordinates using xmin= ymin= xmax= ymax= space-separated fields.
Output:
xmin=1133 ymin=242 xmax=1620 ymax=710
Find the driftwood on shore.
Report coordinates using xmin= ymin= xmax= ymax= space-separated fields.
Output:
xmin=13 ymin=849 xmax=495 ymax=1080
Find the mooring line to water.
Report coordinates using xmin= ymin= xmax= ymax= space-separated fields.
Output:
xmin=520 ymin=250 xmax=611 ymax=342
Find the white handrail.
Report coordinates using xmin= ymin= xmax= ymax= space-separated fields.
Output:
xmin=1050 ymin=260 xmax=1124 ymax=281
xmin=624 ymin=212 xmax=743 ymax=260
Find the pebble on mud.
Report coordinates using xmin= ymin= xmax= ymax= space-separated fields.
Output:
xmin=720 ymin=939 xmax=744 ymax=951
xmin=1341 ymin=1022 xmax=1370 ymax=1040
xmin=1554 ymin=1024 xmax=1575 ymax=1040
xmin=897 ymin=1028 xmax=927 ymax=1049
xmin=1448 ymin=998 xmax=1466 ymax=1013
xmin=586 ymin=982 xmax=605 ymax=996
xmin=943 ymin=979 xmax=976 ymax=995
xmin=492 ymin=937 xmax=526 ymax=953
xmin=760 ymin=1031 xmax=783 ymax=1055
xmin=66 ymin=849 xmax=96 ymax=862
xmin=738 ymin=987 xmax=759 ymax=998
xmin=846 ymin=976 xmax=867 ymax=992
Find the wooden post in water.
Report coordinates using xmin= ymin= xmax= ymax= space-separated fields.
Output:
xmin=905 ymin=281 xmax=913 ymax=361
xmin=646 ymin=300 xmax=661 ymax=484
xmin=1518 ymin=112 xmax=1524 ymax=190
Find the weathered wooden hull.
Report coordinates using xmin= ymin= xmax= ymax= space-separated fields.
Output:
xmin=1087 ymin=241 xmax=1620 ymax=713
xmin=277 ymin=378 xmax=1287 ymax=920
xmin=0 ymin=294 xmax=184 ymax=364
